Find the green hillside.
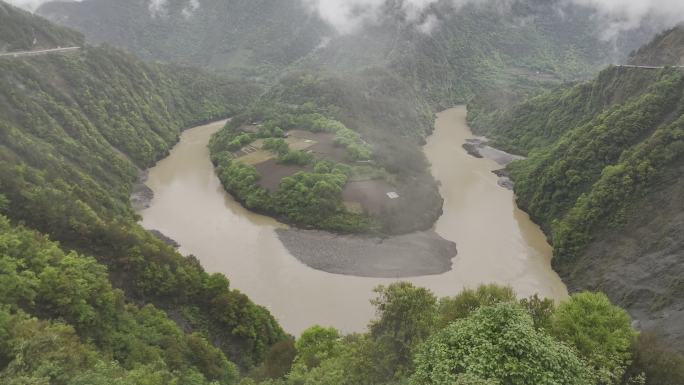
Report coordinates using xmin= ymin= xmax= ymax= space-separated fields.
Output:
xmin=227 ymin=283 xmax=682 ymax=385
xmin=0 ymin=2 xmax=285 ymax=375
xmin=0 ymin=215 xmax=242 ymax=384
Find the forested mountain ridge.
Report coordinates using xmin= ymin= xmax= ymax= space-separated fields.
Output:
xmin=38 ymin=0 xmax=331 ymax=76
xmin=303 ymin=0 xmax=639 ymax=106
xmin=0 ymin=1 xmax=83 ymax=52
xmin=468 ymin=63 xmax=684 ymax=351
xmin=0 ymin=1 xmax=287 ymax=380
xmin=37 ymin=0 xmax=654 ymax=96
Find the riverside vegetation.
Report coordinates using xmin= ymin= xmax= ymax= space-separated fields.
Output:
xmin=1 ymin=0 xmax=683 ymax=384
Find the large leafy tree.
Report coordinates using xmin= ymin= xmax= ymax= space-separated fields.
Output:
xmin=437 ymin=284 xmax=516 ymax=327
xmin=293 ymin=326 xmax=341 ymax=370
xmin=411 ymin=303 xmax=592 ymax=385
xmin=551 ymin=292 xmax=637 ymax=384
xmin=369 ymin=282 xmax=438 ymax=380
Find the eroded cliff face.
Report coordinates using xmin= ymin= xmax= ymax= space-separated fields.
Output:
xmin=630 ymin=25 xmax=684 ymax=66
xmin=564 ymin=167 xmax=684 ymax=351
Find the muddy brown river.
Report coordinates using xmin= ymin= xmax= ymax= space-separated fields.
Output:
xmin=139 ymin=106 xmax=567 ymax=335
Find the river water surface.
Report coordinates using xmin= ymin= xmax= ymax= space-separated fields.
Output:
xmin=139 ymin=106 xmax=567 ymax=335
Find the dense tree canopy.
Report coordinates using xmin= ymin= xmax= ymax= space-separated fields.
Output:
xmin=369 ymin=282 xmax=438 ymax=379
xmin=233 ymin=284 xmax=661 ymax=385
xmin=551 ymin=293 xmax=637 ymax=384
xmin=0 ymin=216 xmax=240 ymax=384
xmin=411 ymin=303 xmax=593 ymax=385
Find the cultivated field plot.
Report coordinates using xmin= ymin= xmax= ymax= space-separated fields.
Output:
xmin=233 ymin=139 xmax=272 ymax=165
xmin=234 ymin=129 xmax=356 ymax=191
xmin=288 ymin=130 xmax=350 ymax=163
xmin=233 ymin=131 xmax=328 ymax=165
xmin=342 ymin=179 xmax=401 ymax=216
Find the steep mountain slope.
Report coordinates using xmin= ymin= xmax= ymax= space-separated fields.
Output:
xmin=38 ymin=0 xmax=330 ymax=75
xmin=0 ymin=1 xmax=83 ymax=52
xmin=469 ymin=64 xmax=684 ymax=351
xmin=629 ymin=25 xmax=684 ymax=66
xmin=0 ymin=1 xmax=285 ymax=374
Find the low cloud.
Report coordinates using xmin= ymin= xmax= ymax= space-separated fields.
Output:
xmin=182 ymin=0 xmax=200 ymax=18
xmin=304 ymin=0 xmax=684 ymax=35
xmin=5 ymin=0 xmax=201 ymax=18
xmin=301 ymin=0 xmax=383 ymax=34
xmin=567 ymin=0 xmax=684 ymax=39
xmin=148 ymin=0 xmax=167 ymax=18
xmin=301 ymin=0 xmax=462 ymax=34
xmin=5 ymin=0 xmax=81 ymax=11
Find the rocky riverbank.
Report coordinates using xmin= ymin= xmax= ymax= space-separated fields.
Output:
xmin=463 ymin=137 xmax=522 ymax=190
xmin=130 ymin=171 xmax=154 ymax=211
xmin=463 ymin=137 xmax=524 ymax=165
xmin=276 ymin=229 xmax=457 ymax=278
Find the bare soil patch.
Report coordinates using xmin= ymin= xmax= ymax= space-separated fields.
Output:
xmin=254 ymin=159 xmax=311 ymax=191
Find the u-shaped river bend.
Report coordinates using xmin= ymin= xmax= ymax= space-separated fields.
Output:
xmin=138 ymin=106 xmax=567 ymax=335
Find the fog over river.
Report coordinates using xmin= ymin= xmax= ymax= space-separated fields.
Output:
xmin=139 ymin=106 xmax=567 ymax=335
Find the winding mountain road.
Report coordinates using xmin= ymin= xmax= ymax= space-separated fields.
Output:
xmin=615 ymin=64 xmax=684 ymax=69
xmin=0 ymin=46 xmax=80 ymax=58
